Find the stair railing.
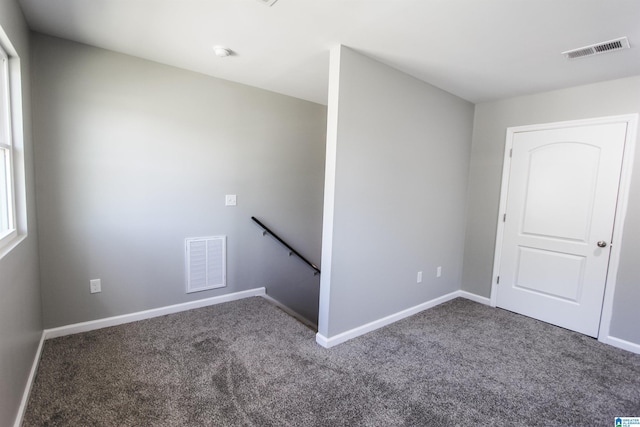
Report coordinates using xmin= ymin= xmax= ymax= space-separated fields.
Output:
xmin=251 ymin=216 xmax=321 ymax=276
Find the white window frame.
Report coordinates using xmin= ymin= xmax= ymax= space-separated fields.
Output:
xmin=0 ymin=29 xmax=26 ymax=258
xmin=0 ymin=43 xmax=17 ymax=245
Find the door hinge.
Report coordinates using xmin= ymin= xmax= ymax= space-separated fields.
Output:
xmin=509 ymin=148 xmax=513 ymax=158
xmin=497 ymin=276 xmax=500 ymax=284
xmin=503 ymin=213 xmax=506 ymax=222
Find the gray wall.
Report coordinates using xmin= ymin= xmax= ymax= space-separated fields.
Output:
xmin=31 ymin=34 xmax=326 ymax=328
xmin=319 ymin=46 xmax=473 ymax=337
xmin=0 ymin=0 xmax=42 ymax=425
xmin=461 ymin=75 xmax=640 ymax=344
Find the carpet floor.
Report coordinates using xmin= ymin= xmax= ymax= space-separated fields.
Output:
xmin=24 ymin=297 xmax=640 ymax=426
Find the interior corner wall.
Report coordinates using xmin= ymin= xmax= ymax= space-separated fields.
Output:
xmin=31 ymin=33 xmax=327 ymax=328
xmin=461 ymin=75 xmax=640 ymax=345
xmin=319 ymin=46 xmax=474 ymax=338
xmin=0 ymin=1 xmax=42 ymax=426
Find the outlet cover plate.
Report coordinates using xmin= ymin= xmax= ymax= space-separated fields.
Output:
xmin=90 ymin=279 xmax=101 ymax=293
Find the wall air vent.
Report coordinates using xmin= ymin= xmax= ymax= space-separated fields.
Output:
xmin=185 ymin=236 xmax=226 ymax=293
xmin=562 ymin=37 xmax=630 ymax=60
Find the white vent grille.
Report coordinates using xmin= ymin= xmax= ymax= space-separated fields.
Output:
xmin=185 ymin=236 xmax=226 ymax=293
xmin=562 ymin=37 xmax=630 ymax=60
xmin=255 ymin=0 xmax=278 ymax=6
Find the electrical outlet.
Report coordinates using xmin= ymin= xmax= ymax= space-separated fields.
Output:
xmin=225 ymin=194 xmax=237 ymax=206
xmin=436 ymin=266 xmax=442 ymax=278
xmin=417 ymin=271 xmax=423 ymax=283
xmin=90 ymin=279 xmax=101 ymax=294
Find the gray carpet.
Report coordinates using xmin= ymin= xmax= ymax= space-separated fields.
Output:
xmin=24 ymin=297 xmax=640 ymax=426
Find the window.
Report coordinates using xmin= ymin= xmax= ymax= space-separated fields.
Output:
xmin=0 ymin=43 xmax=16 ymax=245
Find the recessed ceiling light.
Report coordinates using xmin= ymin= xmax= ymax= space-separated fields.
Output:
xmin=213 ymin=46 xmax=232 ymax=58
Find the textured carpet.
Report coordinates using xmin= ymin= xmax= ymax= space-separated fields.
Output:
xmin=24 ymin=297 xmax=640 ymax=426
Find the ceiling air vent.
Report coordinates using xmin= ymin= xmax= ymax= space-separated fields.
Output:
xmin=562 ymin=37 xmax=630 ymax=60
xmin=255 ymin=0 xmax=278 ymax=6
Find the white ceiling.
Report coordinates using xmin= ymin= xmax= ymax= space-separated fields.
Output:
xmin=18 ymin=0 xmax=640 ymax=105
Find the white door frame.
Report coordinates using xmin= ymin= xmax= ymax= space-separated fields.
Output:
xmin=490 ymin=114 xmax=638 ymax=344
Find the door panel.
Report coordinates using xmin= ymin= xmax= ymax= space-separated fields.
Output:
xmin=514 ymin=246 xmax=585 ymax=302
xmin=522 ymin=143 xmax=600 ymax=241
xmin=497 ymin=122 xmax=627 ymax=337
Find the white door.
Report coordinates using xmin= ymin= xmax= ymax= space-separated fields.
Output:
xmin=496 ymin=122 xmax=628 ymax=337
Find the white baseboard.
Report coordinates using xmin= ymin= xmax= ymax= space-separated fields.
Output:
xmin=458 ymin=290 xmax=491 ymax=306
xmin=261 ymin=294 xmax=318 ymax=330
xmin=316 ymin=290 xmax=461 ymax=348
xmin=44 ymin=287 xmax=266 ymax=340
xmin=599 ymin=335 xmax=640 ymax=355
xmin=14 ymin=286 xmax=639 ymax=427
xmin=14 ymin=288 xmax=266 ymax=426
xmin=316 ymin=289 xmax=640 ymax=355
xmin=460 ymin=291 xmax=640 ymax=355
xmin=13 ymin=331 xmax=45 ymax=427
xmin=316 ymin=290 xmax=493 ymax=348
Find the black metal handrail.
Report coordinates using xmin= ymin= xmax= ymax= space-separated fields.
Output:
xmin=251 ymin=216 xmax=321 ymax=275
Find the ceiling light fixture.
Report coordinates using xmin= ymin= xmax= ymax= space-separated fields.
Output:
xmin=255 ymin=0 xmax=279 ymax=6
xmin=213 ymin=46 xmax=232 ymax=58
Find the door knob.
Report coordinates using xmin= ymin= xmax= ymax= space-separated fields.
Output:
xmin=597 ymin=241 xmax=608 ymax=248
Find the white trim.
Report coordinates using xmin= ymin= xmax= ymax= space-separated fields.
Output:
xmin=317 ymin=44 xmax=342 ymax=337
xmin=314 ymin=289 xmax=640 ymax=353
xmin=597 ymin=114 xmax=638 ymax=341
xmin=316 ymin=291 xmax=460 ymax=348
xmin=489 ymin=125 xmax=516 ymax=307
xmin=0 ymin=38 xmax=18 ymax=254
xmin=599 ymin=335 xmax=640 ymax=355
xmin=458 ymin=290 xmax=491 ymax=306
xmin=13 ymin=332 xmax=45 ymax=427
xmin=490 ymin=114 xmax=638 ymax=341
xmin=0 ymin=232 xmax=25 ymax=260
xmin=0 ymin=27 xmax=28 ymax=260
xmin=261 ymin=294 xmax=318 ymax=330
xmin=13 ymin=288 xmax=265 ymax=426
xmin=44 ymin=288 xmax=265 ymax=339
